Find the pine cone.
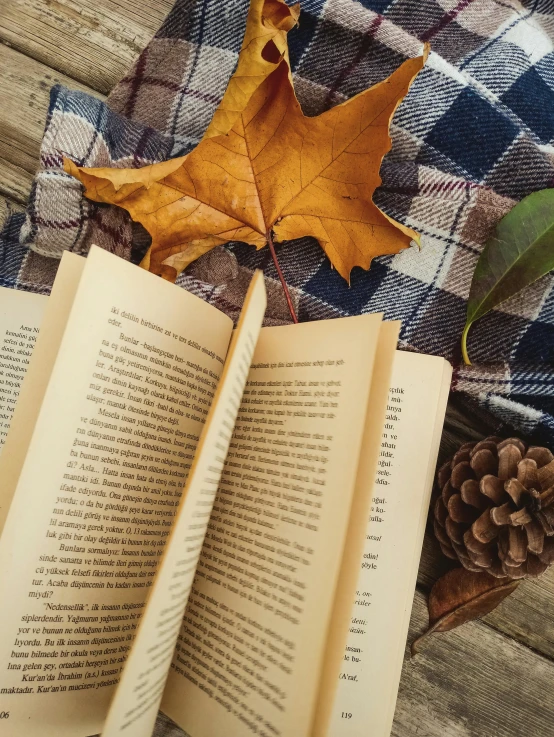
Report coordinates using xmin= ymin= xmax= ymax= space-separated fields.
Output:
xmin=434 ymin=437 xmax=554 ymax=580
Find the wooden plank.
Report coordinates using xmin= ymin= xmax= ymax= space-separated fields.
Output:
xmin=0 ymin=158 xmax=34 ymax=204
xmin=0 ymin=0 xmax=172 ymax=95
xmin=0 ymin=194 xmax=24 ymax=231
xmin=0 ymin=43 xmax=104 ymax=202
xmin=392 ymin=590 xmax=554 ymax=737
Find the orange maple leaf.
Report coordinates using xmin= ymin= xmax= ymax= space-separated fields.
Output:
xmin=65 ymin=1 xmax=428 ymax=283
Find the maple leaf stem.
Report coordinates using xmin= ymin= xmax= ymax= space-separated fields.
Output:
xmin=266 ymin=229 xmax=298 ymax=324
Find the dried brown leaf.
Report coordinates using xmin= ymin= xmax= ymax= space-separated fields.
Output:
xmin=411 ymin=567 xmax=520 ymax=655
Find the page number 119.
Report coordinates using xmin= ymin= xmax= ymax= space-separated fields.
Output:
xmin=341 ymin=712 xmax=352 ymax=719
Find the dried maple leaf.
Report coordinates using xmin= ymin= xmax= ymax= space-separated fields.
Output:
xmin=65 ymin=1 xmax=427 ymax=282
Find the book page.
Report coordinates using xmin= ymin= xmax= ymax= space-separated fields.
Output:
xmin=328 ymin=353 xmax=452 ymax=737
xmin=0 ymin=247 xmax=233 ymax=737
xmin=0 ymin=254 xmax=84 ymax=533
xmin=311 ymin=321 xmax=399 ymax=737
xmin=101 ymin=272 xmax=266 ymax=737
xmin=162 ymin=314 xmax=383 ymax=737
xmin=0 ymin=287 xmax=48 ymax=452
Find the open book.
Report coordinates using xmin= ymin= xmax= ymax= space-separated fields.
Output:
xmin=0 ymin=247 xmax=451 ymax=737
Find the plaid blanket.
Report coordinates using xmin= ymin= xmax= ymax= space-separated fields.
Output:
xmin=2 ymin=0 xmax=554 ymax=458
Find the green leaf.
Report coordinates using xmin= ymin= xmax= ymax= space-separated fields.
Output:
xmin=462 ymin=189 xmax=554 ymax=365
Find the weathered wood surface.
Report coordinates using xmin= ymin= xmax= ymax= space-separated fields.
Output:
xmin=1 ymin=2 xmax=554 ymax=735
xmin=0 ymin=159 xmax=33 ymax=205
xmin=0 ymin=0 xmax=172 ymax=94
xmin=393 ymin=591 xmax=554 ymax=737
xmin=0 ymin=43 xmax=104 ymax=202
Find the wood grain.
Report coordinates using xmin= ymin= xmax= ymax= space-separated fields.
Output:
xmin=0 ymin=43 xmax=103 ymax=202
xmin=0 ymin=158 xmax=35 ymax=204
xmin=0 ymin=0 xmax=172 ymax=94
xmin=393 ymin=590 xmax=554 ymax=737
xmin=0 ymin=194 xmax=24 ymax=231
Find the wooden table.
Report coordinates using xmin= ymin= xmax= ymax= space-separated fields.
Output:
xmin=1 ymin=3 xmax=553 ymax=735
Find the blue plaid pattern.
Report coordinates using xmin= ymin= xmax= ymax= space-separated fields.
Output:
xmin=2 ymin=0 xmax=554 ymax=452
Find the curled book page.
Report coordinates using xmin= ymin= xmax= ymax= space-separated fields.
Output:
xmin=101 ymin=271 xmax=267 ymax=737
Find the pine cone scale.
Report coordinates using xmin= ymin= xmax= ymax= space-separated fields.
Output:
xmin=526 ymin=447 xmax=553 ymax=465
xmin=508 ymin=527 xmax=527 ymax=564
xmin=448 ymin=494 xmax=479 ymax=524
xmin=460 ymin=479 xmax=489 ymax=510
xmin=543 ymin=506 xmax=554 ymax=528
xmin=537 ymin=459 xmax=554 ymax=488
xmin=480 ymin=475 xmax=505 ymax=504
xmin=442 ymin=481 xmax=456 ymax=506
xmin=491 ymin=503 xmax=513 ymax=526
xmin=434 ymin=497 xmax=448 ymax=526
xmin=470 ymin=439 xmax=498 ymax=456
xmin=434 ymin=518 xmax=450 ymax=547
xmin=525 ymin=519 xmax=545 ymax=555
xmin=452 ymin=449 xmax=471 ymax=466
xmin=518 ymin=458 xmax=538 ymax=489
xmin=451 ymin=462 xmax=474 ymax=490
xmin=510 ymin=508 xmax=532 ymax=526
xmin=536 ymin=511 xmax=554 ymax=536
xmin=498 ymin=444 xmax=521 ymax=479
xmin=470 ymin=449 xmax=497 ymax=478
xmin=472 ymin=509 xmax=500 ymax=544
xmin=539 ymin=537 xmax=554 ymax=564
xmin=445 ymin=517 xmax=465 ymax=546
xmin=464 ymin=528 xmax=491 ymax=555
xmin=505 ymin=478 xmax=525 ymax=505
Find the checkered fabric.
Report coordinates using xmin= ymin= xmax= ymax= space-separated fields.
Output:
xmin=2 ymin=0 xmax=554 ymax=460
